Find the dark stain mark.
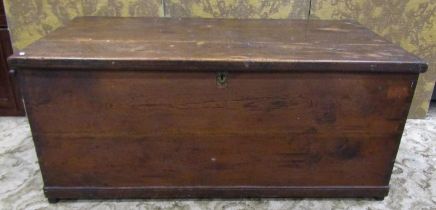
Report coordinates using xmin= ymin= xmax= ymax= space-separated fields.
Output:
xmin=243 ymin=99 xmax=290 ymax=111
xmin=205 ymin=162 xmax=230 ymax=170
xmin=316 ymin=101 xmax=337 ymax=124
xmin=278 ymin=159 xmax=306 ymax=168
xmin=308 ymin=99 xmax=314 ymax=107
xmin=243 ymin=101 xmax=257 ymax=109
xmin=305 ymin=127 xmax=318 ymax=134
xmin=271 ymin=100 xmax=288 ymax=108
xmin=359 ymin=99 xmax=377 ymax=115
xmin=277 ymin=152 xmax=308 ymax=157
xmin=308 ymin=152 xmax=322 ymax=165
xmin=333 ymin=138 xmax=361 ymax=160
xmin=266 ymin=100 xmax=291 ymax=112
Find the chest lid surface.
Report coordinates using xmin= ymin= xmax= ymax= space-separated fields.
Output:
xmin=8 ymin=17 xmax=427 ymax=73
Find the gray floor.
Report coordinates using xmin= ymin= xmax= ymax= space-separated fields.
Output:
xmin=1 ymin=105 xmax=435 ymax=210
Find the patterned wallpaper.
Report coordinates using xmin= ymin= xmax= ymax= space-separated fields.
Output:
xmin=164 ymin=0 xmax=310 ymax=19
xmin=4 ymin=0 xmax=163 ymax=50
xmin=3 ymin=0 xmax=435 ymax=118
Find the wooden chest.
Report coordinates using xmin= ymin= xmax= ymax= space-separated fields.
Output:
xmin=8 ymin=17 xmax=427 ymax=202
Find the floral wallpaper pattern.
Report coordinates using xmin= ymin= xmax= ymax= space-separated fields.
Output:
xmin=3 ymin=0 xmax=435 ymax=118
xmin=164 ymin=0 xmax=310 ymax=19
xmin=4 ymin=0 xmax=163 ymax=50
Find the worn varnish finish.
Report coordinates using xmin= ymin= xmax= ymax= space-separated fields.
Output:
xmin=9 ymin=17 xmax=427 ymax=201
xmin=10 ymin=17 xmax=426 ymax=73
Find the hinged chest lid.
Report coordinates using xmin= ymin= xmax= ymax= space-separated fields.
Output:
xmin=8 ymin=17 xmax=427 ymax=73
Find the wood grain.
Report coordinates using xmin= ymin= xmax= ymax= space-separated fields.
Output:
xmin=19 ymin=69 xmax=418 ymax=199
xmin=12 ymin=17 xmax=426 ymax=200
xmin=9 ymin=17 xmax=427 ymax=73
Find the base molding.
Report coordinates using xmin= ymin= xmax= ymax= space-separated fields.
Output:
xmin=44 ymin=186 xmax=389 ymax=200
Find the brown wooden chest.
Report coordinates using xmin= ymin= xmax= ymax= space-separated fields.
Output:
xmin=8 ymin=17 xmax=427 ymax=202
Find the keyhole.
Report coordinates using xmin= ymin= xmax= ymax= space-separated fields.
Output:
xmin=216 ymin=72 xmax=228 ymax=88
